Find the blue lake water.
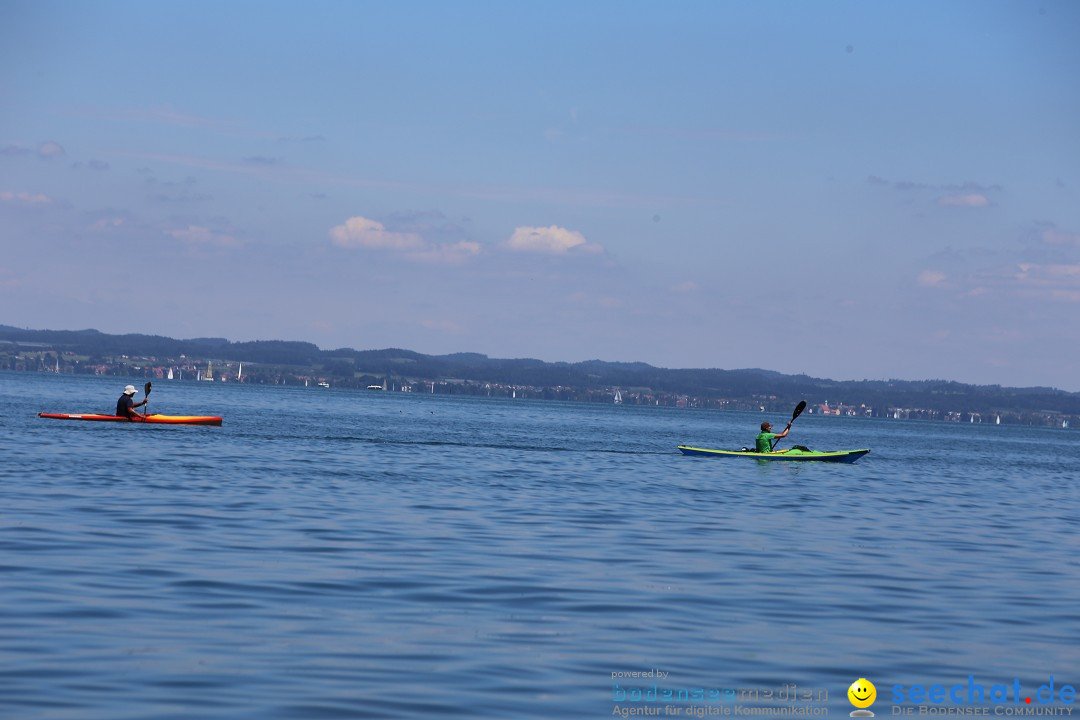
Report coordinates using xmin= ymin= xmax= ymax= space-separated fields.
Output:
xmin=2 ymin=371 xmax=1078 ymax=719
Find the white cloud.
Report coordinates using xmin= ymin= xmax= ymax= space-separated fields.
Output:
xmin=329 ymin=216 xmax=424 ymax=250
xmin=330 ymin=215 xmax=482 ymax=264
xmin=0 ymin=190 xmax=51 ymax=205
xmin=672 ymin=281 xmax=698 ymax=293
xmin=938 ymin=193 xmax=988 ymax=207
xmin=917 ymin=270 xmax=948 ymax=286
xmin=37 ymin=141 xmax=66 ymax=159
xmin=167 ymin=225 xmax=240 ymax=246
xmin=506 ymin=225 xmax=601 ymax=254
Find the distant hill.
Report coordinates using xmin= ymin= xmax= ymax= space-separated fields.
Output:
xmin=2 ymin=324 xmax=1078 ymax=422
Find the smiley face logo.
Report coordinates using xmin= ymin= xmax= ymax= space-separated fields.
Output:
xmin=848 ymin=678 xmax=877 ymax=709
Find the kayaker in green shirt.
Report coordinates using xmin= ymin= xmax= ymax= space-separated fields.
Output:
xmin=755 ymin=420 xmax=792 ymax=453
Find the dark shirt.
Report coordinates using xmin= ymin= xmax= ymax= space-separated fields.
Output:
xmin=116 ymin=394 xmax=136 ymax=419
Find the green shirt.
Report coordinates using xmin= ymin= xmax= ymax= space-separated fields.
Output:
xmin=755 ymin=432 xmax=777 ymax=453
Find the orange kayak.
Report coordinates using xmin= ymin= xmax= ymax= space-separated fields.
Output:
xmin=38 ymin=413 xmax=223 ymax=426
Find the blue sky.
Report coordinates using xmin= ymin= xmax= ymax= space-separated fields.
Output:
xmin=2 ymin=1 xmax=1078 ymax=390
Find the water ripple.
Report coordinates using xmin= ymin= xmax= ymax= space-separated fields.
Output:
xmin=3 ymin=374 xmax=1079 ymax=718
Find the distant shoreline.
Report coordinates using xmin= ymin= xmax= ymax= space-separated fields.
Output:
xmin=1 ymin=324 xmax=1077 ymax=427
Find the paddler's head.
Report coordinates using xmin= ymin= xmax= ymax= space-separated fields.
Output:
xmin=123 ymin=384 xmax=138 ymax=396
xmin=761 ymin=421 xmax=772 ymax=432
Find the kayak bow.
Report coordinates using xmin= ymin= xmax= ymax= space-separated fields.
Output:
xmin=38 ymin=412 xmax=222 ymax=426
xmin=678 ymin=445 xmax=869 ymax=463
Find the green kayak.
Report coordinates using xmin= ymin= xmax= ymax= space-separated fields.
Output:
xmin=678 ymin=445 xmax=870 ymax=463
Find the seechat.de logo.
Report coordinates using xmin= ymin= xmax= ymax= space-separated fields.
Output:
xmin=849 ymin=678 xmax=877 ymax=717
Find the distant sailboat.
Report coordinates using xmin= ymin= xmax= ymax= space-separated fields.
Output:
xmin=237 ymin=362 xmax=242 ymax=382
xmin=167 ymin=367 xmax=174 ymax=380
xmin=614 ymin=389 xmax=623 ymax=405
xmin=203 ymin=361 xmax=214 ymax=381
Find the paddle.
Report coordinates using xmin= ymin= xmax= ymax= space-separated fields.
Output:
xmin=144 ymin=381 xmax=152 ymax=418
xmin=771 ymin=400 xmax=807 ymax=450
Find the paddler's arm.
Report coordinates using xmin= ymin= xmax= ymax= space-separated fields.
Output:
xmin=124 ymin=399 xmax=149 ymax=419
xmin=774 ymin=421 xmax=792 ymax=440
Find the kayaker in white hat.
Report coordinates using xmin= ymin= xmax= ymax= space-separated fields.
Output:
xmin=116 ymin=384 xmax=149 ymax=420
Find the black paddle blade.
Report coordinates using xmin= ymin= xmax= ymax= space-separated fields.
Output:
xmin=144 ymin=381 xmax=152 ymax=397
xmin=792 ymin=400 xmax=807 ymax=421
